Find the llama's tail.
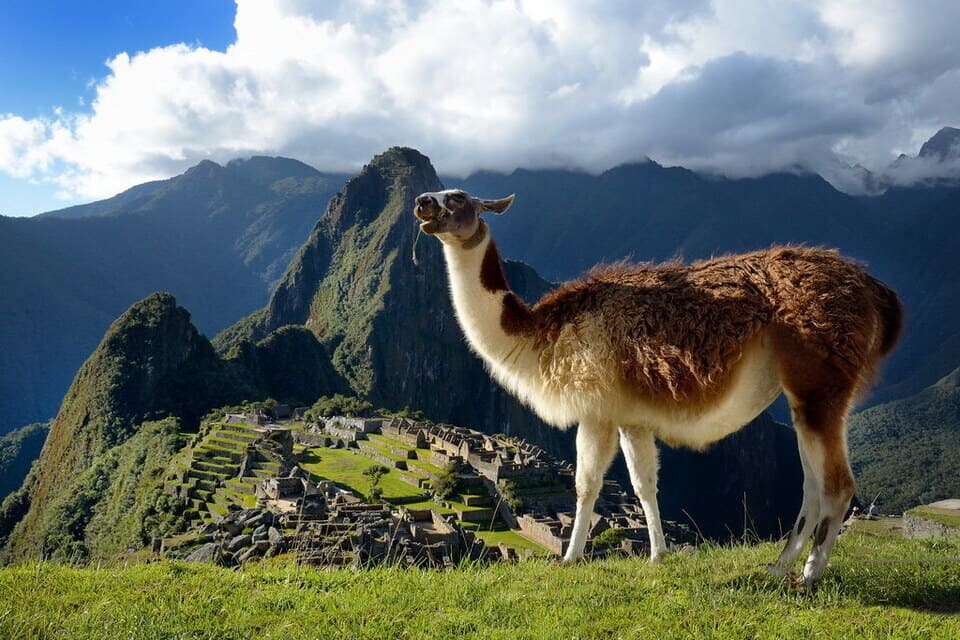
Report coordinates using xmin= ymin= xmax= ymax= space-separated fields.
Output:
xmin=870 ymin=277 xmax=903 ymax=357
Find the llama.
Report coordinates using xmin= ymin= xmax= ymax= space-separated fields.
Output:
xmin=414 ymin=188 xmax=902 ymax=588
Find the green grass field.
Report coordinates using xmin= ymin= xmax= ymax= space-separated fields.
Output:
xmin=1 ymin=529 xmax=956 ymax=639
xmin=298 ymin=446 xmax=426 ymax=502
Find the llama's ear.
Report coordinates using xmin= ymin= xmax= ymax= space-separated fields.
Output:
xmin=478 ymin=194 xmax=515 ymax=215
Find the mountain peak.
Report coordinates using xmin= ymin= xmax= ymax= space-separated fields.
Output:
xmin=918 ymin=126 xmax=960 ymax=161
xmin=367 ymin=147 xmax=435 ymax=176
xmin=225 ymin=156 xmax=320 ymax=183
xmin=934 ymin=367 xmax=960 ymax=389
xmin=184 ymin=158 xmax=224 ymax=176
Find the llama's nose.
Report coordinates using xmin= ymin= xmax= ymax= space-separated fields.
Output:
xmin=415 ymin=195 xmax=435 ymax=207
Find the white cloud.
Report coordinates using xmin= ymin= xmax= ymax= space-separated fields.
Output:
xmin=1 ymin=0 xmax=959 ymax=203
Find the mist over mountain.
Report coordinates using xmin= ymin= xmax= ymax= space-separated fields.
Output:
xmin=0 ymin=157 xmax=347 ymax=434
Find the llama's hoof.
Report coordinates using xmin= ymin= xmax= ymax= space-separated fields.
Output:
xmin=802 ymin=572 xmax=820 ymax=591
xmin=766 ymin=563 xmax=788 ymax=577
xmin=649 ymin=552 xmax=665 ymax=564
xmin=560 ymin=555 xmax=582 ymax=566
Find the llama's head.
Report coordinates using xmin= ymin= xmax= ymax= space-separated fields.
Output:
xmin=414 ymin=189 xmax=514 ymax=243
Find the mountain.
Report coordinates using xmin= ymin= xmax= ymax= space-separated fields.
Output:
xmin=0 ymin=289 xmax=352 ymax=560
xmin=848 ymin=367 xmax=960 ymax=514
xmin=0 ymin=157 xmax=348 ymax=435
xmin=918 ymin=126 xmax=960 ymax=161
xmin=657 ymin=413 xmax=802 ymax=540
xmin=0 ymin=293 xmax=247 ymax=560
xmin=454 ymin=163 xmax=880 ymax=282
xmin=214 ymin=147 xmax=567 ymax=452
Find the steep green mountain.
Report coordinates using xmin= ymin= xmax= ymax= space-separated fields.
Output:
xmin=0 ymin=293 xmax=244 ymax=560
xmin=849 ymin=367 xmax=960 ymax=514
xmin=0 ymin=290 xmax=346 ymax=561
xmin=0 ymin=157 xmax=347 ymax=434
xmin=0 ymin=423 xmax=48 ymax=501
xmin=214 ymin=147 xmax=804 ymax=539
xmin=223 ymin=325 xmax=349 ymax=404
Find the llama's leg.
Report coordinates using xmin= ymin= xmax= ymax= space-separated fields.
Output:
xmin=799 ymin=420 xmax=855 ymax=589
xmin=768 ymin=426 xmax=821 ymax=576
xmin=770 ymin=388 xmax=855 ymax=587
xmin=619 ymin=427 xmax=667 ymax=562
xmin=562 ymin=420 xmax=618 ymax=564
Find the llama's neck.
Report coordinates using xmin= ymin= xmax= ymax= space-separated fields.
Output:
xmin=442 ymin=222 xmax=536 ymax=373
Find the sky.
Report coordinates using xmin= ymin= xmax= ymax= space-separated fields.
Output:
xmin=1 ymin=0 xmax=959 ymax=216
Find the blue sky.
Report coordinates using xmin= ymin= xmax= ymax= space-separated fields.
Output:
xmin=2 ymin=1 xmax=959 ymax=217
xmin=0 ymin=0 xmax=234 ymax=215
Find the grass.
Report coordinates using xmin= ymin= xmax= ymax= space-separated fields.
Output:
xmin=473 ymin=528 xmax=549 ymax=555
xmin=0 ymin=530 xmax=957 ymax=639
xmin=298 ymin=446 xmax=425 ymax=502
xmin=847 ymin=516 xmax=906 ymax=539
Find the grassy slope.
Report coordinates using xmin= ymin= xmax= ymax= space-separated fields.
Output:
xmin=1 ymin=530 xmax=958 ymax=639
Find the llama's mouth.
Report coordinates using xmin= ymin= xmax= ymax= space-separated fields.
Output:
xmin=419 ymin=219 xmax=442 ymax=234
xmin=418 ymin=209 xmax=451 ymax=234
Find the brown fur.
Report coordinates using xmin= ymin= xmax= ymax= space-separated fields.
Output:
xmin=480 ymin=239 xmax=509 ymax=292
xmin=502 ymin=246 xmax=902 ymax=404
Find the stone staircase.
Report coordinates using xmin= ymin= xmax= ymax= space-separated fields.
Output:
xmin=165 ymin=422 xmax=272 ymax=522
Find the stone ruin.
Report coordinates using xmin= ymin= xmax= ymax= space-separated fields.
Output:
xmin=165 ymin=413 xmax=692 ymax=568
xmin=165 ymin=474 xmax=487 ymax=569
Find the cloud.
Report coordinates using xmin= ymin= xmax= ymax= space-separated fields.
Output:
xmin=2 ymin=0 xmax=959 ymax=202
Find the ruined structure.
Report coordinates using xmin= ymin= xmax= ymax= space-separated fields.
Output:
xmin=164 ymin=413 xmax=690 ymax=568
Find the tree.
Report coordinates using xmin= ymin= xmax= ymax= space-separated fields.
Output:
xmin=304 ymin=394 xmax=374 ymax=421
xmin=498 ymin=479 xmax=523 ymax=514
xmin=362 ymin=464 xmax=390 ymax=503
xmin=431 ymin=462 xmax=461 ymax=501
xmin=375 ymin=405 xmax=431 ymax=423
xmin=593 ymin=527 xmax=626 ymax=547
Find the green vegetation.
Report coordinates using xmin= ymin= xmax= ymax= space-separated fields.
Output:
xmin=593 ymin=527 xmax=627 ymax=547
xmin=497 ymin=479 xmax=523 ymax=514
xmin=303 ymin=394 xmax=374 ymax=420
xmin=1 ymin=294 xmax=252 ymax=562
xmin=472 ymin=527 xmax=548 ymax=555
xmin=1 ymin=531 xmax=957 ymax=639
xmin=224 ymin=326 xmax=348 ymax=407
xmin=0 ymin=157 xmax=346 ymax=435
xmin=849 ymin=369 xmax=960 ymax=513
xmin=4 ymin=419 xmax=186 ymax=563
xmin=430 ymin=462 xmax=461 ymax=500
xmin=363 ymin=464 xmax=391 ymax=503
xmin=299 ymin=447 xmax=424 ymax=503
